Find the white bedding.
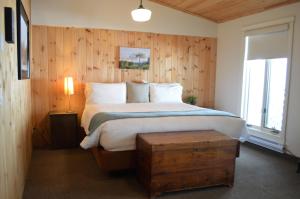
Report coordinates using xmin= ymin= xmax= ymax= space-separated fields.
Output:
xmin=80 ymin=103 xmax=247 ymax=151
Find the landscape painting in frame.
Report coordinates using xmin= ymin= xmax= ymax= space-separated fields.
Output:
xmin=119 ymin=47 xmax=150 ymax=69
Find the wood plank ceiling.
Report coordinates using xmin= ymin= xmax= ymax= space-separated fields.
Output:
xmin=149 ymin=0 xmax=299 ymax=23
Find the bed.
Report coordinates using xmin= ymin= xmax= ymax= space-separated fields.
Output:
xmin=80 ymin=82 xmax=247 ymax=171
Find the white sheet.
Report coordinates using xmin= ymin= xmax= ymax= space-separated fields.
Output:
xmin=80 ymin=103 xmax=247 ymax=151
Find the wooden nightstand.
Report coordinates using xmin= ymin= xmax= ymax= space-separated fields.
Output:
xmin=49 ymin=111 xmax=78 ymax=149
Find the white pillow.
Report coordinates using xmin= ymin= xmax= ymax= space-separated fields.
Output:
xmin=85 ymin=83 xmax=126 ymax=104
xmin=150 ymin=83 xmax=183 ymax=103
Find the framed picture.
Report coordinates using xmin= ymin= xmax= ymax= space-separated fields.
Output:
xmin=16 ymin=0 xmax=30 ymax=80
xmin=119 ymin=47 xmax=150 ymax=70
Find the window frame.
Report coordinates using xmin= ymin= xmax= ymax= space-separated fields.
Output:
xmin=241 ymin=17 xmax=294 ymax=145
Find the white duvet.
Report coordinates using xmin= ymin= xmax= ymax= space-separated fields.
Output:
xmin=80 ymin=103 xmax=247 ymax=151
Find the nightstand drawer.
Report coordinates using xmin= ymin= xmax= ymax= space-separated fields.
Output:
xmin=49 ymin=112 xmax=78 ymax=149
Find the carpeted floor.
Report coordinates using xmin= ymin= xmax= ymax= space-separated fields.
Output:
xmin=23 ymin=143 xmax=300 ymax=199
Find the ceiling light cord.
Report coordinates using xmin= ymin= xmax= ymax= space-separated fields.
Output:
xmin=139 ymin=0 xmax=144 ymax=9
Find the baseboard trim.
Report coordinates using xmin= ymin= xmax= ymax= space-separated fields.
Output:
xmin=246 ymin=135 xmax=284 ymax=153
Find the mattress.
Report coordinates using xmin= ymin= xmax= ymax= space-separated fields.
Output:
xmin=80 ymin=103 xmax=247 ymax=151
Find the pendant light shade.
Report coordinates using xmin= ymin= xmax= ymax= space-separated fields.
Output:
xmin=131 ymin=0 xmax=152 ymax=22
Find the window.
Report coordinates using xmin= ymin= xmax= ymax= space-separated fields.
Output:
xmin=242 ymin=21 xmax=292 ymax=135
xmin=243 ymin=57 xmax=287 ymax=132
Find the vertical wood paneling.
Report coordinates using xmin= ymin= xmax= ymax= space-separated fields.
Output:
xmin=0 ymin=0 xmax=32 ymax=198
xmin=31 ymin=25 xmax=217 ymax=147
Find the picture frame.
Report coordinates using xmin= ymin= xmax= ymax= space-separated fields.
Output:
xmin=119 ymin=47 xmax=150 ymax=70
xmin=16 ymin=0 xmax=30 ymax=80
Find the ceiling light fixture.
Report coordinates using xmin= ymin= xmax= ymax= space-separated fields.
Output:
xmin=131 ymin=0 xmax=152 ymax=22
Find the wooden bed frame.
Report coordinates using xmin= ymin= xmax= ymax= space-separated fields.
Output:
xmin=91 ymin=147 xmax=136 ymax=171
xmin=79 ymin=127 xmax=136 ymax=171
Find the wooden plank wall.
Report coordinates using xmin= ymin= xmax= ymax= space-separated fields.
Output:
xmin=31 ymin=25 xmax=216 ymax=147
xmin=0 ymin=0 xmax=32 ymax=198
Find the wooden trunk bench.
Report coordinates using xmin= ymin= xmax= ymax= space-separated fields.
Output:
xmin=136 ymin=130 xmax=240 ymax=197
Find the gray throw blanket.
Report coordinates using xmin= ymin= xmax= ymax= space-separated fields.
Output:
xmin=88 ymin=108 xmax=238 ymax=134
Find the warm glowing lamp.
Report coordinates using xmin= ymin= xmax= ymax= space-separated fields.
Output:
xmin=131 ymin=0 xmax=152 ymax=22
xmin=64 ymin=77 xmax=74 ymax=112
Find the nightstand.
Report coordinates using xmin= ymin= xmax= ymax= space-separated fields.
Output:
xmin=49 ymin=111 xmax=78 ymax=149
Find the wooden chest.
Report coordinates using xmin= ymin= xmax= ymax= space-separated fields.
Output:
xmin=136 ymin=130 xmax=240 ymax=197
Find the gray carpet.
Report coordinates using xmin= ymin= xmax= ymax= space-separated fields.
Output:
xmin=23 ymin=143 xmax=300 ymax=199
